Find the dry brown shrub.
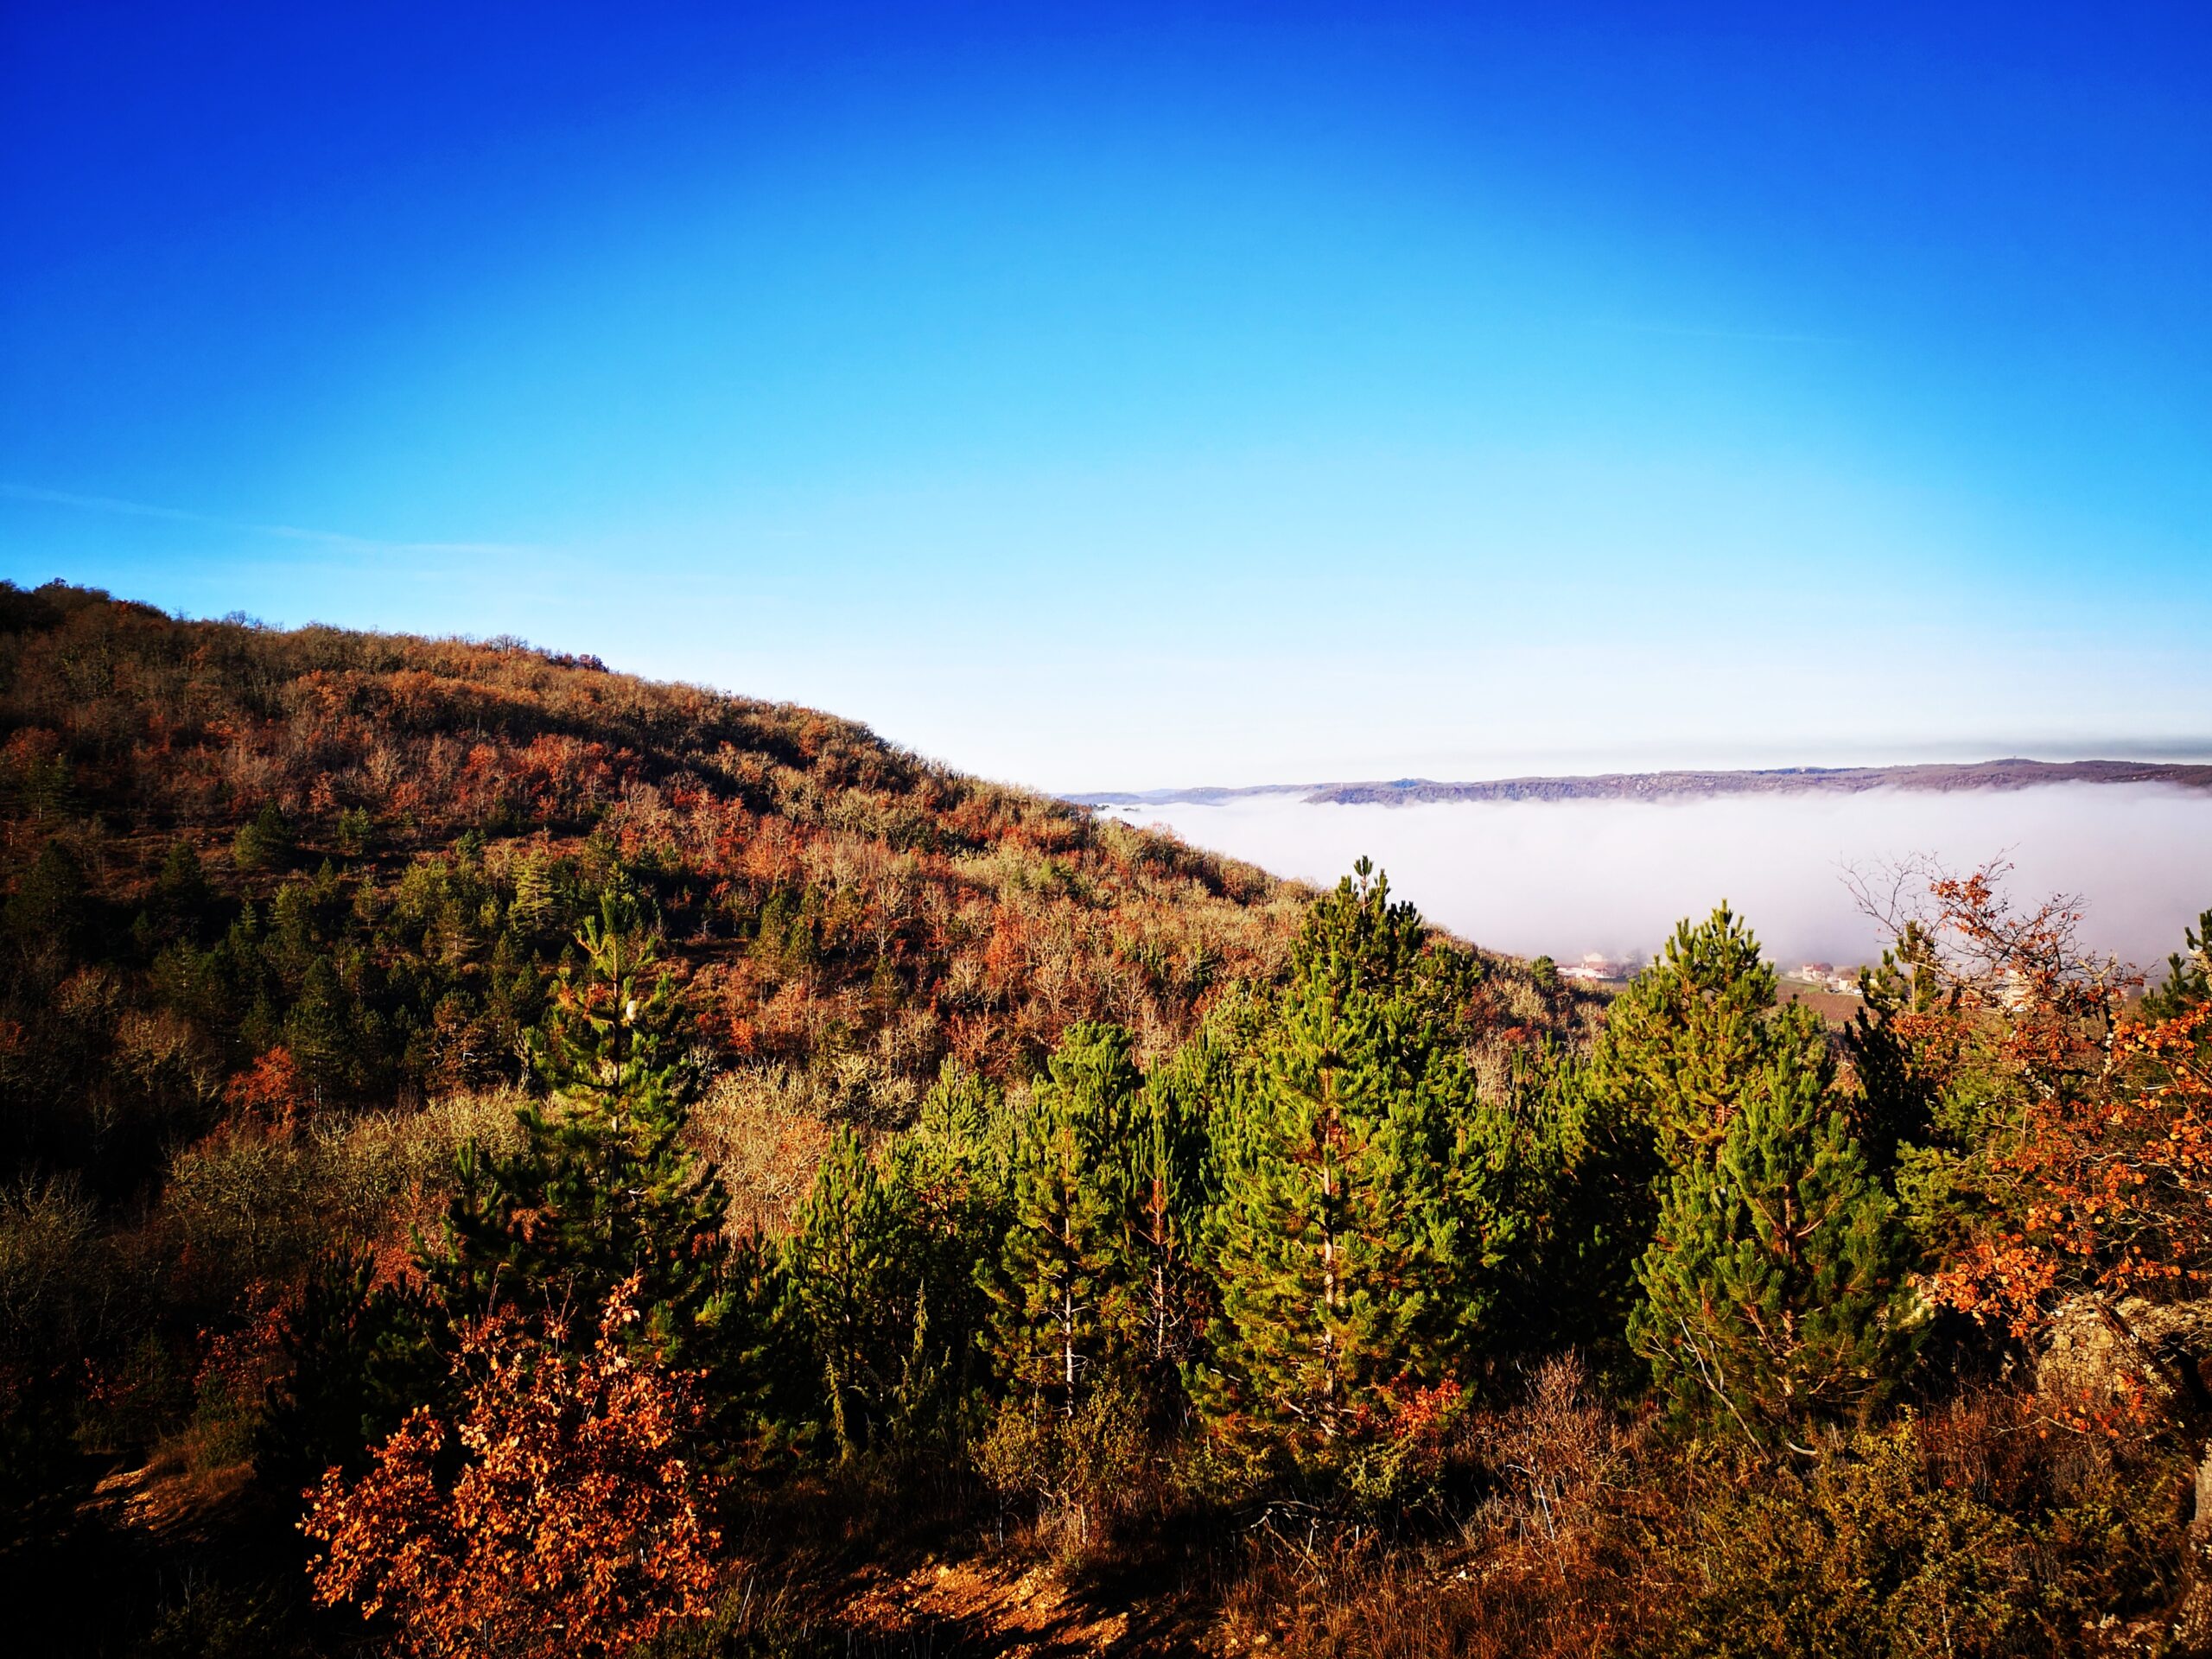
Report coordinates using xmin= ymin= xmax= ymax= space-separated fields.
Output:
xmin=312 ymin=1089 xmax=530 ymax=1241
xmin=1216 ymin=1356 xmax=1653 ymax=1659
xmin=1471 ymin=1352 xmax=1630 ymax=1561
xmin=1217 ymin=1543 xmax=1649 ymax=1659
xmin=685 ymin=1068 xmax=842 ymax=1236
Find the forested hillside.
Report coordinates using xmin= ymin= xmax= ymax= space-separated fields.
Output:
xmin=0 ymin=581 xmax=1340 ymax=1179
xmin=3 ymin=582 xmax=2209 ymax=1658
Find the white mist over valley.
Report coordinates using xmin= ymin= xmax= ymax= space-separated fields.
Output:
xmin=1098 ymin=783 xmax=2212 ymax=976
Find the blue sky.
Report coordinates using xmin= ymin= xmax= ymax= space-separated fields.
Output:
xmin=3 ymin=3 xmax=2207 ymax=789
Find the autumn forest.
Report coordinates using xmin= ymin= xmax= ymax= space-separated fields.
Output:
xmin=3 ymin=581 xmax=2210 ymax=1657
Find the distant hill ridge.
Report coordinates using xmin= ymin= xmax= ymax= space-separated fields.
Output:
xmin=1083 ymin=756 xmax=2212 ymax=809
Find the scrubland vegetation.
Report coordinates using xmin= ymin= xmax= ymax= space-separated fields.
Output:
xmin=2 ymin=582 xmax=2209 ymax=1656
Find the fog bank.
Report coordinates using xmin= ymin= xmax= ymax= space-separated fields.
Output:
xmin=1102 ymin=785 xmax=2212 ymax=973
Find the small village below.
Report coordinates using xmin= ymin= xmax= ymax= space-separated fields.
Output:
xmin=1553 ymin=951 xmax=1866 ymax=997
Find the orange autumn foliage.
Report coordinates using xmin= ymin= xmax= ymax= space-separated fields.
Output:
xmin=1933 ymin=1001 xmax=2212 ymax=1336
xmin=223 ymin=1045 xmax=306 ymax=1130
xmin=1860 ymin=862 xmax=2210 ymax=1341
xmin=302 ymin=1277 xmax=722 ymax=1659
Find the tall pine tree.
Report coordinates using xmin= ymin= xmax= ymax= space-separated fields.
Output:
xmin=425 ymin=890 xmax=728 ymax=1362
xmin=787 ymin=1128 xmax=931 ymax=1454
xmin=1541 ymin=905 xmax=1842 ymax=1357
xmin=1484 ymin=1043 xmax=1628 ymax=1363
xmin=983 ymin=1023 xmax=1142 ymax=1417
xmin=1192 ymin=863 xmax=1519 ymax=1480
xmin=1118 ymin=1027 xmax=1220 ymax=1418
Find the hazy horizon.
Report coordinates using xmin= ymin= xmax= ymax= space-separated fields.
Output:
xmin=1073 ymin=746 xmax=2212 ymax=798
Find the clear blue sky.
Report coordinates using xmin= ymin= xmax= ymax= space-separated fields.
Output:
xmin=3 ymin=3 xmax=2207 ymax=790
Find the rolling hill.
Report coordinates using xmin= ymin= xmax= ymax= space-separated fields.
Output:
xmin=0 ymin=579 xmax=1339 ymax=1192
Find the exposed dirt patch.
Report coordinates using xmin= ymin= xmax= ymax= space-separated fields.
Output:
xmin=83 ymin=1452 xmax=256 ymax=1545
xmin=842 ymin=1556 xmax=1136 ymax=1655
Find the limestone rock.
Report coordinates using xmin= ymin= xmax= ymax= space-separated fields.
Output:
xmin=2035 ymin=1294 xmax=2212 ymax=1409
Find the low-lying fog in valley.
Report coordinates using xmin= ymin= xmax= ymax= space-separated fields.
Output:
xmin=1100 ymin=784 xmax=2212 ymax=978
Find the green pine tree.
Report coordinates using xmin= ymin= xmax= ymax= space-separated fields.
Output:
xmin=507 ymin=848 xmax=559 ymax=942
xmin=1484 ymin=1043 xmax=1630 ymax=1363
xmin=983 ymin=1023 xmax=1142 ymax=1417
xmin=285 ymin=956 xmax=359 ymax=1103
xmin=1630 ymin=1037 xmax=1920 ymax=1445
xmin=2145 ymin=905 xmax=2212 ymax=1018
xmin=1192 ymin=863 xmax=1515 ymax=1479
xmin=3 ymin=838 xmax=89 ymax=988
xmin=1119 ymin=1028 xmax=1220 ymax=1414
xmin=1586 ymin=904 xmax=1829 ymax=1167
xmin=232 ymin=800 xmax=293 ymax=870
xmin=785 ymin=1128 xmax=948 ymax=1454
xmin=893 ymin=1060 xmax=1008 ymax=1389
xmin=423 ymin=890 xmax=728 ymax=1362
xmin=1544 ymin=905 xmax=1839 ymax=1350
xmin=145 ymin=838 xmax=213 ymax=946
xmin=783 ymin=1064 xmax=1011 ymax=1459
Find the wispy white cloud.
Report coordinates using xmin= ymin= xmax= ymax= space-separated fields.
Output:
xmin=0 ymin=481 xmax=537 ymax=557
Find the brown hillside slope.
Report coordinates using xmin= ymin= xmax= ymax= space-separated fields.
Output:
xmin=0 ymin=580 xmax=1312 ymax=1191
